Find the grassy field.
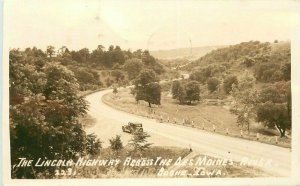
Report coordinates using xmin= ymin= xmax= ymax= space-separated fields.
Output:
xmin=103 ymin=88 xmax=291 ymax=148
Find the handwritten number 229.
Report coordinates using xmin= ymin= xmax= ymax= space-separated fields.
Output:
xmin=55 ymin=168 xmax=76 ymax=176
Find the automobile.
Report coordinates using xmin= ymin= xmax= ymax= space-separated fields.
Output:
xmin=122 ymin=122 xmax=143 ymax=133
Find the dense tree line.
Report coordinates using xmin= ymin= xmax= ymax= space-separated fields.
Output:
xmin=22 ymin=45 xmax=166 ymax=91
xmin=183 ymin=41 xmax=271 ymax=70
xmin=55 ymin=45 xmax=165 ymax=89
xmin=254 ymin=62 xmax=290 ymax=82
xmin=189 ymin=64 xmax=226 ymax=84
xmin=171 ymin=80 xmax=200 ymax=104
xmin=54 ymin=45 xmax=164 ymax=74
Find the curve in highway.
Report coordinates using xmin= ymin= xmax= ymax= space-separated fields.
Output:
xmin=85 ymin=89 xmax=291 ymax=177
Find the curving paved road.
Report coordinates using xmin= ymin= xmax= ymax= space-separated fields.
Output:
xmin=85 ymin=89 xmax=291 ymax=177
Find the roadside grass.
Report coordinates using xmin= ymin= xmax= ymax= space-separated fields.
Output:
xmin=78 ymin=87 xmax=105 ymax=97
xmin=77 ymin=87 xmax=106 ymax=129
xmin=102 ymin=88 xmax=291 ymax=148
xmin=78 ymin=114 xmax=96 ymax=128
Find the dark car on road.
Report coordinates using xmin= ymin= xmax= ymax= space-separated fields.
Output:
xmin=122 ymin=122 xmax=143 ymax=133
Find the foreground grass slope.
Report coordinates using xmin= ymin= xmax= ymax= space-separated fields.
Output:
xmin=41 ymin=146 xmax=271 ymax=178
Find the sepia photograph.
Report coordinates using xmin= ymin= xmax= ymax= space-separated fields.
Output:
xmin=2 ymin=0 xmax=300 ymax=185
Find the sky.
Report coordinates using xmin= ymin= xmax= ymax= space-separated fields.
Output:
xmin=4 ymin=0 xmax=297 ymax=51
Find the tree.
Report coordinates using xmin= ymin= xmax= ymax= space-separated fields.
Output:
xmin=86 ymin=133 xmax=102 ymax=156
xmin=135 ymin=82 xmax=161 ymax=107
xmin=129 ymin=131 xmax=152 ymax=155
xmin=109 ymin=135 xmax=123 ymax=156
xmin=124 ymin=58 xmax=143 ymax=80
xmin=70 ymin=68 xmax=101 ymax=91
xmin=144 ymin=83 xmax=161 ymax=107
xmin=189 ymin=66 xmax=214 ymax=84
xmin=135 ymin=69 xmax=158 ymax=85
xmin=90 ymin=45 xmax=105 ymax=64
xmin=132 ymin=49 xmax=142 ymax=59
xmin=171 ymin=80 xmax=181 ymax=100
xmin=75 ymin=69 xmax=95 ymax=84
xmin=258 ymin=85 xmax=286 ymax=103
xmin=189 ymin=70 xmax=205 ymax=84
xmin=58 ymin=46 xmax=72 ymax=63
xmin=171 ymin=80 xmax=181 ymax=99
xmin=105 ymin=78 xmax=113 ymax=87
xmin=140 ymin=50 xmax=165 ymax=74
xmin=46 ymin=45 xmax=55 ymax=58
xmin=231 ymin=88 xmax=258 ymax=133
xmin=111 ymin=70 xmax=125 ymax=82
xmin=141 ymin=50 xmax=156 ymax=66
xmin=281 ymin=63 xmax=291 ymax=81
xmin=133 ymin=70 xmax=161 ymax=107
xmin=57 ymin=46 xmax=67 ymax=57
xmin=256 ymin=82 xmax=291 ymax=137
xmin=108 ymin=45 xmax=114 ymax=51
xmin=76 ymin=48 xmax=90 ymax=63
xmin=25 ymin=47 xmax=46 ymax=58
xmin=243 ymin=57 xmax=254 ymax=67
xmin=113 ymin=87 xmax=118 ymax=94
xmin=172 ymin=80 xmax=201 ymax=105
xmin=230 ymin=73 xmax=257 ymax=133
xmin=207 ymin=78 xmax=220 ymax=92
xmin=177 ymin=85 xmax=187 ymax=104
xmin=112 ymin=45 xmax=125 ymax=65
xmin=185 ymin=81 xmax=200 ymax=104
xmin=257 ymin=102 xmax=290 ymax=137
xmin=224 ymin=75 xmax=238 ymax=94
xmin=254 ymin=63 xmax=283 ymax=82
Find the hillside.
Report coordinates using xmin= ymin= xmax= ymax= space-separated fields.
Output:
xmin=173 ymin=40 xmax=291 ymax=139
xmin=150 ymin=46 xmax=224 ymax=60
xmin=183 ymin=41 xmax=290 ymax=83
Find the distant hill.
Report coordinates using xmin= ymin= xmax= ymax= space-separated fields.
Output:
xmin=181 ymin=40 xmax=290 ymax=86
xmin=150 ymin=46 xmax=225 ymax=60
